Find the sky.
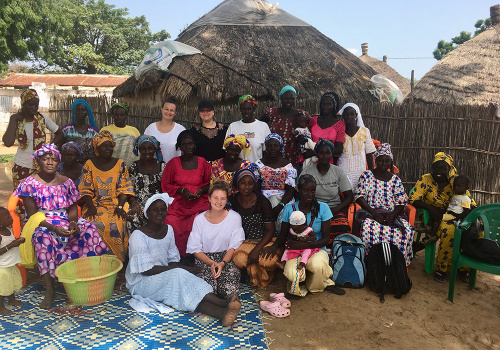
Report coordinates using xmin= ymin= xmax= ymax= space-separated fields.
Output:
xmin=119 ymin=0 xmax=494 ymax=80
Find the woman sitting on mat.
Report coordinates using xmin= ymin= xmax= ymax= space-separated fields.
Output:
xmin=125 ymin=193 xmax=241 ymax=326
xmin=230 ymin=168 xmax=281 ymax=288
xmin=187 ymin=180 xmax=245 ymax=298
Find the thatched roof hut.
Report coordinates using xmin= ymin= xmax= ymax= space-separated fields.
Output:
xmin=358 ymin=43 xmax=411 ymax=96
xmin=409 ymin=5 xmax=500 ymax=106
xmin=113 ymin=0 xmax=377 ymax=107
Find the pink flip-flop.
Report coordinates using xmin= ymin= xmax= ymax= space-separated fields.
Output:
xmin=269 ymin=292 xmax=291 ymax=308
xmin=260 ymin=300 xmax=290 ymax=318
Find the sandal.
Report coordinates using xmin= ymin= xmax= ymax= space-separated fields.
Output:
xmin=458 ymin=271 xmax=469 ymax=283
xmin=269 ymin=292 xmax=291 ymax=308
xmin=325 ymin=285 xmax=346 ymax=295
xmin=434 ymin=272 xmax=446 ymax=284
xmin=259 ymin=300 xmax=290 ymax=318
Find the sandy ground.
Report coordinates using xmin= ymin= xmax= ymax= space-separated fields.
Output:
xmin=1 ymin=144 xmax=499 ymax=350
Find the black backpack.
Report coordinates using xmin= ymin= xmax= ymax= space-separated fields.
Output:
xmin=366 ymin=242 xmax=412 ymax=303
xmin=460 ymin=221 xmax=500 ymax=265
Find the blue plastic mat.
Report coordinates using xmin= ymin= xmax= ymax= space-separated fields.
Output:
xmin=0 ymin=283 xmax=268 ymax=350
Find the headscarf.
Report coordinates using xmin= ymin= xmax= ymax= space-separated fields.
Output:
xmin=320 ymin=92 xmax=341 ymax=116
xmin=20 ymin=89 xmax=39 ymax=105
xmin=339 ymin=103 xmax=365 ymax=127
xmin=30 ymin=143 xmax=61 ymax=162
xmin=61 ymin=141 xmax=82 ymax=155
xmin=110 ymin=102 xmax=129 ymax=114
xmin=265 ymin=133 xmax=284 ymax=156
xmin=238 ymin=94 xmax=258 ymax=108
xmin=231 ymin=168 xmax=257 ymax=192
xmin=374 ymin=143 xmax=393 ymax=159
xmin=143 ymin=193 xmax=174 ymax=219
xmin=433 ymin=152 xmax=457 ymax=178
xmin=17 ymin=89 xmax=45 ymax=151
xmin=133 ymin=134 xmax=163 ymax=162
xmin=223 ymin=134 xmax=251 ymax=157
xmin=314 ymin=138 xmax=335 ymax=155
xmin=92 ymin=130 xmax=115 ymax=156
xmin=279 ymin=85 xmax=297 ymax=101
xmin=71 ymin=99 xmax=97 ymax=129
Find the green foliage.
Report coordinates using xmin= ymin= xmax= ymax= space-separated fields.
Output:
xmin=0 ymin=154 xmax=15 ymax=163
xmin=433 ymin=18 xmax=490 ymax=61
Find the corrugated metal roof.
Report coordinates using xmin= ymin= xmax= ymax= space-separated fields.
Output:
xmin=0 ymin=73 xmax=129 ymax=87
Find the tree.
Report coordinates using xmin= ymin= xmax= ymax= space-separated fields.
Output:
xmin=433 ymin=18 xmax=491 ymax=60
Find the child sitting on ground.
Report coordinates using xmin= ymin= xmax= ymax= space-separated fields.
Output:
xmin=294 ymin=113 xmax=317 ymax=167
xmin=422 ymin=175 xmax=473 ymax=245
xmin=0 ymin=207 xmax=25 ymax=315
xmin=276 ymin=210 xmax=319 ymax=270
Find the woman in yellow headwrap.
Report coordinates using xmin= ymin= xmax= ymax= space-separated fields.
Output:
xmin=409 ymin=152 xmax=476 ymax=283
xmin=210 ymin=134 xmax=259 ymax=190
xmin=79 ymin=131 xmax=141 ymax=261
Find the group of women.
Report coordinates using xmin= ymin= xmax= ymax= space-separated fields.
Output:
xmin=3 ymin=86 xmax=473 ymax=321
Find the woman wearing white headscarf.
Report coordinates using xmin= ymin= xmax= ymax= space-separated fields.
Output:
xmin=125 ymin=193 xmax=241 ymax=326
xmin=337 ymin=103 xmax=376 ymax=188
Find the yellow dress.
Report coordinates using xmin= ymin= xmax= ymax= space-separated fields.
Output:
xmin=79 ymin=159 xmax=134 ymax=261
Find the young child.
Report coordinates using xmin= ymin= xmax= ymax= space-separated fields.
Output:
xmin=0 ymin=207 xmax=25 ymax=315
xmin=277 ymin=211 xmax=319 ymax=270
xmin=423 ymin=175 xmax=473 ymax=244
xmin=294 ymin=113 xmax=317 ymax=167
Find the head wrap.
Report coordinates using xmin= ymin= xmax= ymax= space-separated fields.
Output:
xmin=289 ymin=210 xmax=306 ymax=226
xmin=61 ymin=141 xmax=82 ymax=155
xmin=339 ymin=103 xmax=365 ymax=127
xmin=314 ymin=138 xmax=335 ymax=155
xmin=198 ymin=99 xmax=215 ymax=111
xmin=92 ymin=130 xmax=115 ymax=156
xmin=110 ymin=102 xmax=129 ymax=114
xmin=232 ymin=168 xmax=257 ymax=191
xmin=374 ymin=143 xmax=393 ymax=160
xmin=279 ymin=85 xmax=297 ymax=101
xmin=20 ymin=89 xmax=39 ymax=106
xmin=433 ymin=152 xmax=457 ymax=178
xmin=30 ymin=143 xmax=61 ymax=162
xmin=143 ymin=193 xmax=174 ymax=219
xmin=238 ymin=94 xmax=258 ymax=108
xmin=320 ymin=92 xmax=341 ymax=116
xmin=265 ymin=133 xmax=284 ymax=156
xmin=133 ymin=134 xmax=163 ymax=162
xmin=71 ymin=99 xmax=97 ymax=129
xmin=223 ymin=134 xmax=251 ymax=157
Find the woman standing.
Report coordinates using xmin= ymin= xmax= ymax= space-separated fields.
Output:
xmin=144 ymin=100 xmax=186 ymax=164
xmin=261 ymin=85 xmax=309 ymax=167
xmin=3 ymin=89 xmax=63 ymax=188
xmin=14 ymin=144 xmax=108 ymax=308
xmin=190 ymin=99 xmax=228 ymax=162
xmin=337 ymin=103 xmax=376 ymax=188
xmin=79 ymin=131 xmax=140 ymax=262
xmin=126 ymin=194 xmax=241 ymax=326
xmin=127 ymin=135 xmax=165 ymax=233
xmin=60 ymin=99 xmax=99 ymax=163
xmin=309 ymin=92 xmax=345 ymax=164
xmin=226 ymin=95 xmax=271 ymax=163
xmin=355 ymin=144 xmax=415 ymax=266
xmin=187 ymin=180 xmax=245 ymax=298
xmin=161 ymin=131 xmax=211 ymax=257
xmin=230 ymin=169 xmax=280 ymax=288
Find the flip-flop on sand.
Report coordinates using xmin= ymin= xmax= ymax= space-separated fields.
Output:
xmin=269 ymin=292 xmax=291 ymax=308
xmin=259 ymin=300 xmax=290 ymax=318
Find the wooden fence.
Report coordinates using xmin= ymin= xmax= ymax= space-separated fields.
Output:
xmin=50 ymin=96 xmax=500 ymax=205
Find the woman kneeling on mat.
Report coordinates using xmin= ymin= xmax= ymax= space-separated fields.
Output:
xmin=125 ymin=193 xmax=241 ymax=326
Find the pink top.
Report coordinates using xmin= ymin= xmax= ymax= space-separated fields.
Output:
xmin=309 ymin=116 xmax=346 ymax=144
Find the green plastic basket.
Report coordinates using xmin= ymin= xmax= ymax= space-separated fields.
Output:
xmin=55 ymin=255 xmax=123 ymax=306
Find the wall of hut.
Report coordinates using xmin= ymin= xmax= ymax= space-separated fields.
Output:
xmin=50 ymin=95 xmax=500 ymax=205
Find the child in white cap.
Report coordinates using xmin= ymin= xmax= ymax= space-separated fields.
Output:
xmin=276 ymin=210 xmax=319 ymax=270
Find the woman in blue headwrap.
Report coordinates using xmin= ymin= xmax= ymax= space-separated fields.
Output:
xmin=261 ymin=85 xmax=310 ymax=167
xmin=60 ymin=99 xmax=99 ymax=163
xmin=127 ymin=134 xmax=166 ymax=233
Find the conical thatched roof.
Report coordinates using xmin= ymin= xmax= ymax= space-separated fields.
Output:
xmin=113 ymin=0 xmax=377 ymax=104
xmin=410 ymin=25 xmax=500 ymax=106
xmin=359 ymin=44 xmax=411 ymax=96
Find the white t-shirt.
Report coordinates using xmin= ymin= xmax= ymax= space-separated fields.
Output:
xmin=14 ymin=114 xmax=59 ymax=169
xmin=144 ymin=122 xmax=185 ymax=164
xmin=186 ymin=210 xmax=245 ymax=254
xmin=225 ymin=120 xmax=271 ymax=163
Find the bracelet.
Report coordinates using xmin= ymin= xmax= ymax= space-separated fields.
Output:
xmin=278 ymin=202 xmax=285 ymax=207
xmin=69 ymin=221 xmax=78 ymax=226
xmin=117 ymin=205 xmax=123 ymax=210
xmin=5 ymin=246 xmax=9 ymax=251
